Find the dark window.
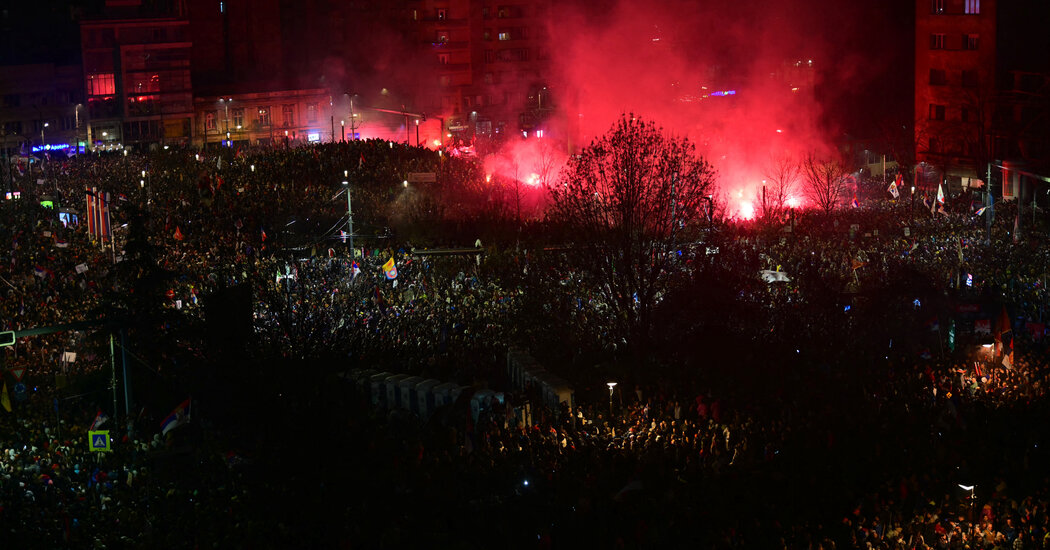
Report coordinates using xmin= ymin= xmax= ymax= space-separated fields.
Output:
xmin=962 ymin=70 xmax=979 ymax=87
xmin=929 ymin=34 xmax=945 ymax=50
xmin=965 ymin=34 xmax=979 ymax=50
xmin=931 ymin=0 xmax=945 ymax=14
xmin=929 ymin=104 xmax=945 ymax=120
xmin=929 ymin=69 xmax=947 ymax=85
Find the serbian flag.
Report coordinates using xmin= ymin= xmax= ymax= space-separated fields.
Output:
xmin=351 ymin=261 xmax=361 ymax=280
xmin=89 ymin=409 xmax=109 ymax=431
xmin=974 ymin=206 xmax=987 ymax=216
xmin=936 ymin=182 xmax=945 ymax=205
xmin=85 ymin=189 xmax=97 ymax=237
xmin=173 ymin=226 xmax=184 ymax=241
xmin=358 ymin=152 xmax=365 ymax=169
xmin=382 ymin=257 xmax=397 ymax=280
xmin=98 ymin=191 xmax=112 ymax=242
xmin=160 ymin=398 xmax=191 ymax=435
xmin=850 ymin=195 xmax=859 ymax=208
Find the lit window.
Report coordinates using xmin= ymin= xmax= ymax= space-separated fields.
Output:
xmin=498 ymin=31 xmax=510 ymax=41
xmin=232 ymin=108 xmax=244 ymax=127
xmin=306 ymin=103 xmax=317 ymax=123
xmin=438 ymin=53 xmax=449 ymax=64
xmin=436 ymin=8 xmax=446 ymax=20
xmin=205 ymin=111 xmax=217 ymax=131
xmin=86 ymin=74 xmax=115 ymax=96
xmin=257 ymin=106 xmax=270 ymax=127
xmin=965 ymin=0 xmax=979 ymax=14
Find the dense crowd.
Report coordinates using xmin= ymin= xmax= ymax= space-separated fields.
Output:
xmin=0 ymin=141 xmax=1048 ymax=548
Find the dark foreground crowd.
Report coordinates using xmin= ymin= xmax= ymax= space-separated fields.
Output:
xmin=1 ymin=142 xmax=1048 ymax=548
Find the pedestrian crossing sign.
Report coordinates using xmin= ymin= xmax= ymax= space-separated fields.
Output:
xmin=88 ymin=430 xmax=111 ymax=452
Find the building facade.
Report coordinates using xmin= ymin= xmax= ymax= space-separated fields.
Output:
xmin=194 ymin=88 xmax=332 ymax=148
xmin=79 ymin=16 xmax=194 ymax=149
xmin=914 ymin=0 xmax=996 ymax=190
xmin=0 ymin=63 xmax=85 ymax=155
xmin=408 ymin=0 xmax=555 ymax=144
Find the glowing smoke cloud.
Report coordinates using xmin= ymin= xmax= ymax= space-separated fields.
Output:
xmin=548 ymin=0 xmax=856 ymax=218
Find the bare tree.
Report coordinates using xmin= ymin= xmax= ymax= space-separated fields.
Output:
xmin=546 ymin=114 xmax=717 ymax=352
xmin=801 ymin=154 xmax=849 ymax=215
xmin=760 ymin=154 xmax=801 ymax=221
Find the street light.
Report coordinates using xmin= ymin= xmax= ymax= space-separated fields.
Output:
xmin=959 ymin=484 xmax=975 ymax=522
xmin=607 ymin=382 xmax=617 ymax=416
xmin=342 ymin=180 xmax=355 ymax=255
xmin=41 ymin=122 xmax=49 ymax=147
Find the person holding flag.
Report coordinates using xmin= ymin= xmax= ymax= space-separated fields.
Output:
xmin=382 ymin=257 xmax=397 ymax=280
xmin=887 ymin=174 xmax=901 ymax=199
xmin=89 ymin=409 xmax=109 ymax=431
xmin=160 ymin=398 xmax=191 ymax=436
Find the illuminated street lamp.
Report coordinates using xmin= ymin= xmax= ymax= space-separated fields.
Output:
xmin=607 ymin=382 xmax=617 ymax=416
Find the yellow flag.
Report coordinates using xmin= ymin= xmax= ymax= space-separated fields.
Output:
xmin=382 ymin=257 xmax=395 ymax=273
xmin=1 ymin=381 xmax=11 ymax=413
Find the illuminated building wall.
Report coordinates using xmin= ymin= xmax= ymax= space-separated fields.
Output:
xmin=80 ymin=14 xmax=194 ymax=149
xmin=408 ymin=0 xmax=554 ymax=142
xmin=193 ymin=88 xmax=331 ymax=148
xmin=914 ymin=0 xmax=996 ymax=188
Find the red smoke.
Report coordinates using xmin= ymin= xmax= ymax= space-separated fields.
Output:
xmin=545 ymin=0 xmax=848 ymax=218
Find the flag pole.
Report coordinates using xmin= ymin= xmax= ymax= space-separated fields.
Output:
xmin=110 ymin=332 xmax=118 ymax=419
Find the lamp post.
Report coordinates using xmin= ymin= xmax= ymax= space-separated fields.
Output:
xmin=342 ymin=180 xmax=355 ymax=256
xmin=341 ymin=120 xmax=345 ymax=142
xmin=959 ymin=484 xmax=975 ymax=523
xmin=606 ymin=382 xmax=617 ymax=417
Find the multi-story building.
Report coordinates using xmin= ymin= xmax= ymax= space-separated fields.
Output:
xmin=408 ymin=0 xmax=554 ymax=144
xmin=80 ymin=13 xmax=194 ymax=149
xmin=194 ymin=87 xmax=332 ymax=148
xmin=914 ymin=0 xmax=996 ymax=190
xmin=0 ymin=63 xmax=86 ymax=155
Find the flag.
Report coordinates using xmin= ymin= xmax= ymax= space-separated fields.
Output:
xmin=1002 ymin=350 xmax=1014 ymax=370
xmin=851 ymin=259 xmax=866 ymax=271
xmin=54 ymin=236 xmax=69 ymax=248
xmin=936 ymin=182 xmax=945 ymax=204
xmin=34 ymin=265 xmax=49 ymax=278
xmin=851 ymin=195 xmax=859 ymax=208
xmin=99 ymin=191 xmax=111 ymax=242
xmin=261 ymin=228 xmax=267 ymax=242
xmin=887 ymin=181 xmax=900 ymax=199
xmin=174 ymin=226 xmax=184 ymax=241
xmin=85 ymin=189 xmax=96 ymax=237
xmin=350 ymin=261 xmax=361 ymax=280
xmin=1 ymin=381 xmax=10 ymax=413
xmin=922 ymin=196 xmax=931 ymax=211
xmin=358 ymin=152 xmax=365 ymax=169
xmin=974 ymin=206 xmax=987 ymax=216
xmin=89 ymin=410 xmax=109 ymax=431
xmin=160 ymin=398 xmax=191 ymax=435
xmin=382 ymin=257 xmax=397 ymax=280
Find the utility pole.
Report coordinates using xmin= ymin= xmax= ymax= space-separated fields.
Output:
xmin=343 ymin=180 xmax=355 ymax=255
